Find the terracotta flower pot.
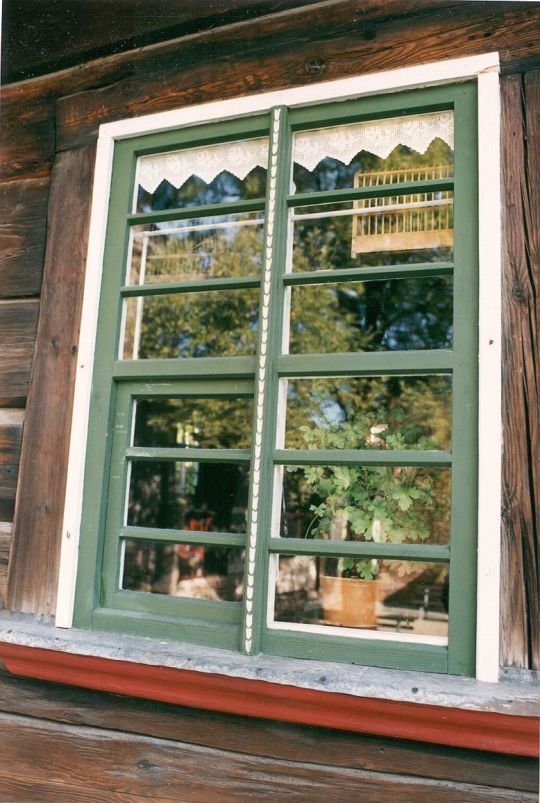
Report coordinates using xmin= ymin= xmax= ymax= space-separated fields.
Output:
xmin=320 ymin=575 xmax=379 ymax=628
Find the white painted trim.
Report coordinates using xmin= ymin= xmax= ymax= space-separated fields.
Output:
xmin=475 ymin=70 xmax=502 ymax=682
xmin=56 ymin=53 xmax=502 ymax=682
xmin=55 ymin=134 xmax=115 ymax=627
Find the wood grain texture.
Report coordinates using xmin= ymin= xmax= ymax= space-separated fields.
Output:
xmin=500 ymin=71 xmax=540 ymax=670
xmin=0 ymin=92 xmax=56 ymax=182
xmin=55 ymin=2 xmax=540 ymax=151
xmin=0 ymin=525 xmax=12 ymax=606
xmin=0 ymin=667 xmax=535 ymax=792
xmin=0 ymin=178 xmax=49 ymax=298
xmin=0 ymin=710 xmax=535 ymax=802
xmin=1 ymin=0 xmax=538 ymax=668
xmin=0 ymin=0 xmax=439 ymax=180
xmin=0 ymin=410 xmax=24 ymax=524
xmin=0 ymin=300 xmax=39 ymax=407
xmin=2 ymin=0 xmax=324 ymax=83
xmin=6 ymin=146 xmax=96 ymax=615
xmin=3 ymin=643 xmax=538 ymax=757
xmin=2 ymin=2 xmax=540 ymax=182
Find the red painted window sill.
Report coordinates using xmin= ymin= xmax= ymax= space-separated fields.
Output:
xmin=0 ymin=642 xmax=537 ymax=757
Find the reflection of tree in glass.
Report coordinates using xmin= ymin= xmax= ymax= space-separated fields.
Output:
xmin=285 ymin=376 xmax=451 ymax=450
xmin=141 ymin=219 xmax=264 ymax=284
xmin=294 ymin=140 xmax=454 ymax=270
xmin=136 ymin=225 xmax=263 ymax=359
xmin=134 ymin=398 xmax=253 ymax=450
xmin=137 ymin=166 xmax=267 ymax=213
xmin=290 ymin=278 xmax=453 ymax=354
xmin=293 ymin=140 xmax=453 ymax=194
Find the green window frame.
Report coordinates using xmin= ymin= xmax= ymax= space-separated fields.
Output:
xmin=74 ymin=81 xmax=478 ymax=675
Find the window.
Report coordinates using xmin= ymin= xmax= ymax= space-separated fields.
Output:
xmin=67 ymin=78 xmax=485 ymax=676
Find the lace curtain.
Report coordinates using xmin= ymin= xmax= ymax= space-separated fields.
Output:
xmin=293 ymin=112 xmax=454 ymax=172
xmin=137 ymin=112 xmax=454 ymax=194
xmin=138 ymin=138 xmax=270 ymax=194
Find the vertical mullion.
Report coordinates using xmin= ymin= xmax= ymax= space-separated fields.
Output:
xmin=241 ymin=107 xmax=291 ymax=654
xmin=447 ymin=83 xmax=479 ymax=675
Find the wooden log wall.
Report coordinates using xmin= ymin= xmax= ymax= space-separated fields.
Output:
xmin=0 ymin=665 xmax=536 ymax=801
xmin=1 ymin=1 xmax=539 ymax=669
xmin=501 ymin=70 xmax=540 ymax=670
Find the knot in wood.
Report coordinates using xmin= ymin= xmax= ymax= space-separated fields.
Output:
xmin=305 ymin=57 xmax=328 ymax=75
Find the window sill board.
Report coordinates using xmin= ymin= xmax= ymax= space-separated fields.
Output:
xmin=0 ymin=613 xmax=537 ymax=757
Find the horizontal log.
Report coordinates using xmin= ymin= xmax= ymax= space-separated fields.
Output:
xmin=0 ymin=777 xmax=139 ymax=803
xmin=0 ymin=525 xmax=12 ymax=607
xmin=0 ymin=178 xmax=48 ymax=298
xmin=0 ymin=410 xmax=24 ymax=465
xmin=0 ymin=411 xmax=24 ymax=525
xmin=3 ymin=0 xmax=307 ymax=84
xmin=0 ymin=710 xmax=534 ymax=802
xmin=55 ymin=3 xmax=540 ymax=151
xmin=0 ymin=1 xmax=443 ymax=181
xmin=2 ymin=4 xmax=539 ymax=181
xmin=7 ymin=146 xmax=96 ymax=615
xmin=0 ymin=667 xmax=534 ymax=792
xmin=0 ymin=467 xmax=17 ymax=522
xmin=0 ymin=300 xmax=39 ymax=407
xmin=0 ymin=94 xmax=55 ymax=182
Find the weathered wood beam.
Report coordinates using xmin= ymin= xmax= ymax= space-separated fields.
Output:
xmin=0 ymin=178 xmax=49 ymax=298
xmin=55 ymin=3 xmax=540 ymax=152
xmin=2 ymin=2 xmax=540 ymax=182
xmin=0 ymin=667 xmax=534 ymax=792
xmin=0 ymin=709 xmax=535 ymax=802
xmin=6 ymin=145 xmax=96 ymax=615
xmin=500 ymin=70 xmax=540 ymax=670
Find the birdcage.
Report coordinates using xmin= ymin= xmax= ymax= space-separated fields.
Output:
xmin=351 ymin=165 xmax=453 ymax=256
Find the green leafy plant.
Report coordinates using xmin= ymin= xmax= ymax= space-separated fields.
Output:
xmin=296 ymin=410 xmax=439 ymax=580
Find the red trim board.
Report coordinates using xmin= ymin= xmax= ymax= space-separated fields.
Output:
xmin=0 ymin=643 xmax=537 ymax=757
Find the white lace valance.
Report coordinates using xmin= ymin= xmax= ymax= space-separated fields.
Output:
xmin=138 ymin=137 xmax=269 ymax=194
xmin=294 ymin=112 xmax=454 ymax=171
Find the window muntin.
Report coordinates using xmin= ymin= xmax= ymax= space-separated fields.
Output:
xmin=75 ymin=85 xmax=478 ymax=674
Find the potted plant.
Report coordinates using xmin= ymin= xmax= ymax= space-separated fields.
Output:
xmin=294 ymin=410 xmax=438 ymax=628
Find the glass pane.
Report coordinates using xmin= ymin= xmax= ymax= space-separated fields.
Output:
xmin=128 ymin=213 xmax=264 ymax=285
xmin=122 ymin=288 xmax=259 ymax=359
xmin=287 ymin=277 xmax=453 ymax=354
xmin=122 ymin=540 xmax=244 ymax=601
xmin=274 ymin=555 xmax=448 ymax=639
xmin=292 ymin=197 xmax=453 ymax=271
xmin=279 ymin=465 xmax=451 ymax=545
xmin=134 ymin=397 xmax=253 ymax=449
xmin=127 ymin=461 xmax=249 ymax=533
xmin=292 ymin=112 xmax=454 ymax=194
xmin=284 ymin=376 xmax=451 ymax=450
xmin=136 ymin=137 xmax=269 ymax=212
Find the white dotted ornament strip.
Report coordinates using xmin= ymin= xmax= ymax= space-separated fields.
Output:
xmin=243 ymin=108 xmax=281 ymax=653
